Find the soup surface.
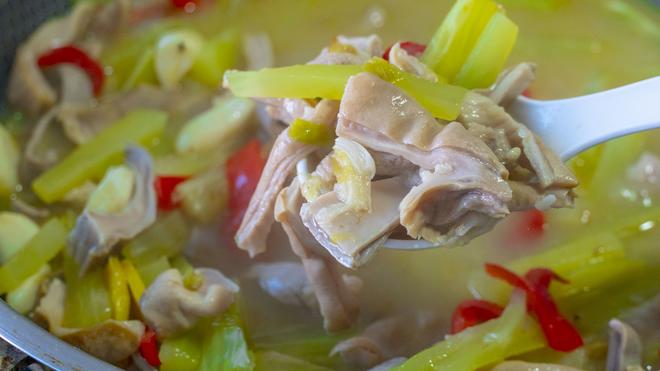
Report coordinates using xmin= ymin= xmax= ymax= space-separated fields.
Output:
xmin=1 ymin=0 xmax=659 ymax=370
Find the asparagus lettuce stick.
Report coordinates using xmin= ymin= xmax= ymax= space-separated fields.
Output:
xmin=62 ymin=253 xmax=112 ymax=328
xmin=421 ymin=0 xmax=499 ymax=81
xmin=190 ymin=29 xmax=241 ymax=87
xmin=224 ymin=64 xmax=363 ymax=100
xmin=0 ymin=218 xmax=67 ymax=294
xmin=396 ymin=293 xmax=544 ymax=371
xmin=32 ymin=110 xmax=167 ymax=203
xmin=0 ymin=212 xmax=39 ymax=263
xmin=199 ymin=305 xmax=255 ymax=371
xmin=160 ymin=329 xmax=203 ymax=371
xmin=0 ymin=125 xmax=19 ymax=196
xmin=6 ymin=264 xmax=51 ymax=314
xmin=454 ymin=11 xmax=518 ymax=88
xmin=122 ymin=211 xmax=191 ymax=266
xmin=364 ymin=57 xmax=467 ymax=120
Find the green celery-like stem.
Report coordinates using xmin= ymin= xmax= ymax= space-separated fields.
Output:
xmin=453 ymin=11 xmax=519 ymax=89
xmin=122 ymin=211 xmax=191 ymax=266
xmin=253 ymin=330 xmax=347 ymax=368
xmin=32 ymin=110 xmax=168 ymax=203
xmin=0 ymin=219 xmax=67 ymax=294
xmin=160 ymin=328 xmax=204 ymax=371
xmin=421 ymin=0 xmax=499 ymax=81
xmin=395 ymin=293 xmax=544 ymax=371
xmin=199 ymin=305 xmax=255 ymax=371
xmin=469 ymin=232 xmax=627 ymax=303
xmin=135 ymin=256 xmax=171 ymax=286
xmin=363 ymin=58 xmax=467 ymax=120
xmin=62 ymin=253 xmax=112 ymax=328
xmin=190 ymin=29 xmax=241 ymax=87
xmin=224 ymin=64 xmax=364 ymax=100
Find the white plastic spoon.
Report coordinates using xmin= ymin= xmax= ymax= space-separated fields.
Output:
xmin=383 ymin=76 xmax=660 ymax=250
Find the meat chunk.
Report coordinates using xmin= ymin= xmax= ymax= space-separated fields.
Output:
xmin=301 ymin=176 xmax=410 ymax=268
xmin=460 ymin=92 xmax=577 ymax=190
xmin=35 ymin=279 xmax=145 ymax=366
xmin=274 ymin=179 xmax=361 ymax=332
xmin=140 ymin=268 xmax=239 ymax=338
xmin=235 ymin=100 xmax=339 ymax=257
xmin=337 ymin=73 xmax=507 ymax=176
xmin=400 ymin=147 xmax=512 ymax=245
xmin=331 ymin=311 xmax=444 ymax=369
xmin=8 ymin=0 xmax=131 ymax=116
xmin=8 ymin=3 xmax=96 ymax=116
xmin=69 ymin=146 xmax=156 ymax=273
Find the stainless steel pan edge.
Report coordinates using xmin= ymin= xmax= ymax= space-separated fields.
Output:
xmin=0 ymin=301 xmax=119 ymax=370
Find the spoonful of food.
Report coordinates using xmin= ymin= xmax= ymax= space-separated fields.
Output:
xmin=383 ymin=75 xmax=660 ymax=251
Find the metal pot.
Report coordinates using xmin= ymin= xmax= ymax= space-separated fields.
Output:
xmin=0 ymin=1 xmax=118 ymax=369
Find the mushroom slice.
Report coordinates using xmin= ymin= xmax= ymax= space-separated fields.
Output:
xmin=606 ymin=319 xmax=643 ymax=371
xmin=140 ymin=268 xmax=239 ymax=338
xmin=35 ymin=279 xmax=145 ymax=365
xmin=69 ymin=145 xmax=156 ymax=274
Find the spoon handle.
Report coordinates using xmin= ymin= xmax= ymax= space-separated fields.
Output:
xmin=508 ymin=76 xmax=660 ymax=161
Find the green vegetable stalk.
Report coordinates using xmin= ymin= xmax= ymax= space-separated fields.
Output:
xmin=0 ymin=219 xmax=67 ymax=294
xmin=62 ymin=253 xmax=112 ymax=328
xmin=32 ymin=110 xmax=167 ymax=203
xmin=122 ymin=211 xmax=191 ymax=266
xmin=199 ymin=305 xmax=255 ymax=371
xmin=395 ymin=293 xmax=544 ymax=371
xmin=364 ymin=58 xmax=467 ymax=120
xmin=135 ymin=256 xmax=171 ymax=287
xmin=224 ymin=64 xmax=363 ymax=100
xmin=190 ymin=29 xmax=241 ymax=87
xmin=6 ymin=265 xmax=51 ymax=314
xmin=0 ymin=212 xmax=39 ymax=264
xmin=160 ymin=329 xmax=203 ymax=371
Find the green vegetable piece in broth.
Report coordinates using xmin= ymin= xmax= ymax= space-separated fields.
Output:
xmin=190 ymin=29 xmax=241 ymax=87
xmin=364 ymin=58 xmax=467 ymax=120
xmin=0 ymin=219 xmax=67 ymax=294
xmin=395 ymin=293 xmax=544 ymax=371
xmin=199 ymin=305 xmax=255 ymax=371
xmin=32 ymin=110 xmax=167 ymax=203
xmin=160 ymin=329 xmax=203 ymax=371
xmin=224 ymin=64 xmax=363 ymax=100
xmin=62 ymin=253 xmax=112 ymax=328
xmin=0 ymin=125 xmax=19 ymax=196
xmin=0 ymin=212 xmax=39 ymax=264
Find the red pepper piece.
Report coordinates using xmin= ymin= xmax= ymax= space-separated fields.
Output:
xmin=171 ymin=0 xmax=200 ymax=9
xmin=519 ymin=209 xmax=546 ymax=240
xmin=154 ymin=175 xmax=189 ymax=210
xmin=139 ymin=327 xmax=161 ymax=367
xmin=37 ymin=45 xmax=105 ymax=96
xmin=484 ymin=263 xmax=583 ymax=352
xmin=226 ymin=139 xmax=265 ymax=234
xmin=382 ymin=41 xmax=427 ymax=61
xmin=522 ymin=88 xmax=533 ymax=98
xmin=451 ymin=299 xmax=504 ymax=334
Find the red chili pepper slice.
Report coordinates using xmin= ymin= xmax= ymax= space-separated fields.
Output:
xmin=382 ymin=41 xmax=427 ymax=61
xmin=522 ymin=88 xmax=533 ymax=98
xmin=225 ymin=139 xmax=266 ymax=234
xmin=139 ymin=327 xmax=161 ymax=367
xmin=171 ymin=0 xmax=200 ymax=10
xmin=451 ymin=299 xmax=504 ymax=334
xmin=154 ymin=175 xmax=189 ymax=210
xmin=485 ymin=263 xmax=583 ymax=352
xmin=37 ymin=45 xmax=105 ymax=96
